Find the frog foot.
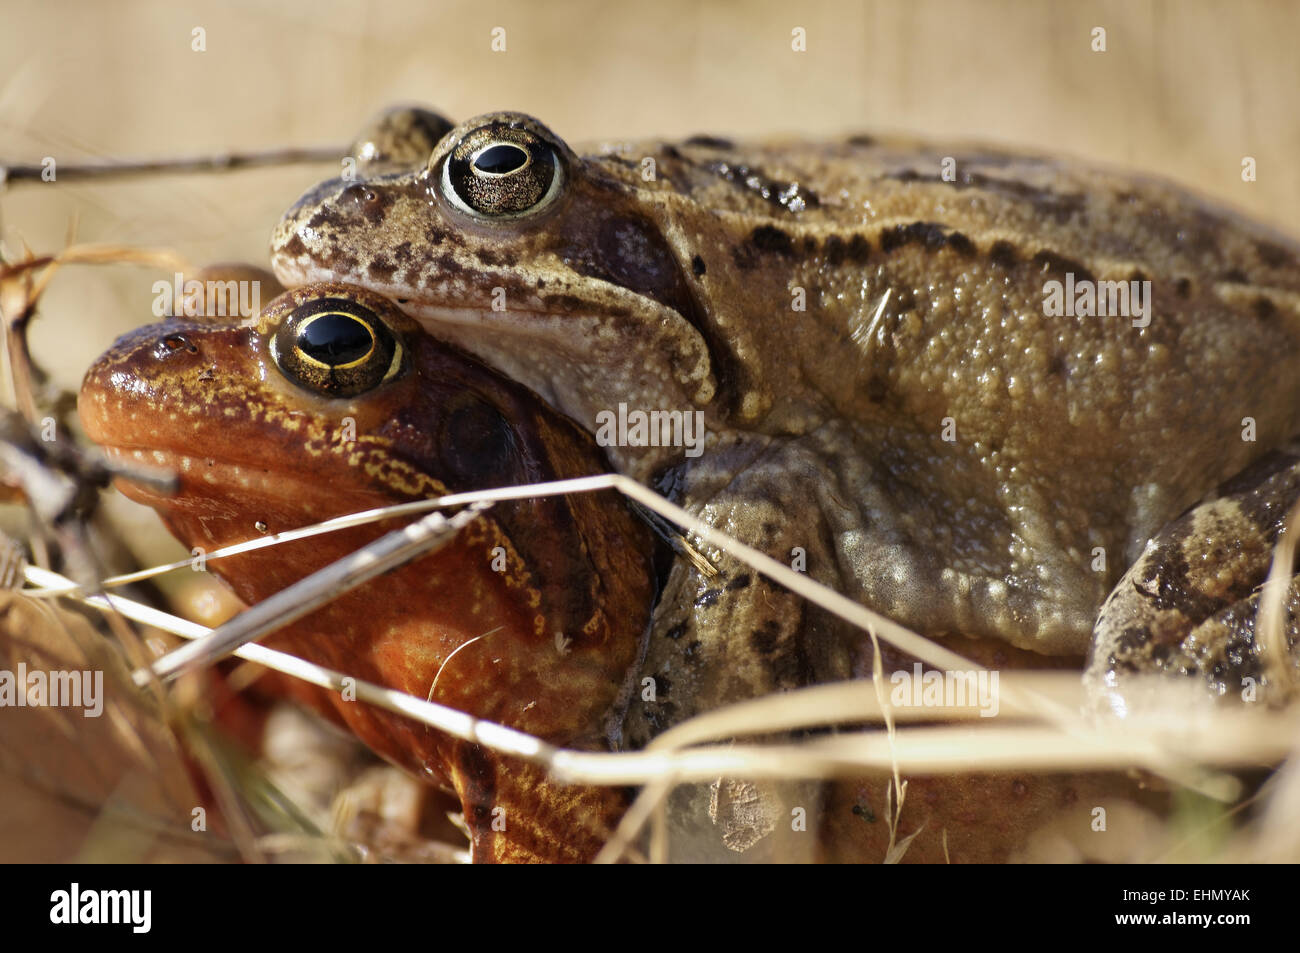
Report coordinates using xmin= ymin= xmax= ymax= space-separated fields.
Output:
xmin=1087 ymin=443 xmax=1300 ymax=709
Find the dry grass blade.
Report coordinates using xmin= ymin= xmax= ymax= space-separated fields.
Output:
xmin=26 ymin=566 xmax=1296 ymax=785
xmin=0 ymin=592 xmax=235 ymax=862
xmin=142 ymin=502 xmax=493 ymax=683
xmin=1255 ymin=495 xmax=1300 ymax=697
xmin=0 ymin=145 xmax=346 ymax=184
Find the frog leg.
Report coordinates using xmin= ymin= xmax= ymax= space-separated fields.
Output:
xmin=622 ymin=433 xmax=861 ymax=860
xmin=624 ymin=434 xmax=861 ymax=733
xmin=445 ymin=747 xmax=631 ymax=863
xmin=1087 ymin=443 xmax=1300 ymax=707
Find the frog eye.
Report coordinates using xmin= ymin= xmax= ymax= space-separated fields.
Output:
xmin=439 ymin=122 xmax=563 ymax=219
xmin=270 ymin=297 xmax=404 ymax=398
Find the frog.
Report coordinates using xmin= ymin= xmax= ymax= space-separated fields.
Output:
xmin=79 ymin=280 xmax=660 ymax=863
xmin=79 ymin=277 xmax=1165 ymax=863
xmin=270 ymin=105 xmax=1300 ymax=721
xmin=85 ymin=104 xmax=1300 ymax=861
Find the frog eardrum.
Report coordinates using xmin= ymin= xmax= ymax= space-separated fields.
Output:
xmin=270 ymin=296 xmax=405 ymax=397
xmin=436 ymin=118 xmax=565 ymax=218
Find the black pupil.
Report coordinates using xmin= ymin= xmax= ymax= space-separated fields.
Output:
xmin=474 ymin=143 xmax=528 ymax=175
xmin=298 ymin=313 xmax=373 ymax=365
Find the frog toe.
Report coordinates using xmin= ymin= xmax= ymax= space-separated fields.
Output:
xmin=1087 ymin=446 xmax=1300 ymax=705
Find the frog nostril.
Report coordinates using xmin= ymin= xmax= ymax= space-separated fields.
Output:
xmin=344 ymin=183 xmax=378 ymax=203
xmin=161 ymin=334 xmax=198 ymax=355
xmin=343 ymin=183 xmax=391 ymax=224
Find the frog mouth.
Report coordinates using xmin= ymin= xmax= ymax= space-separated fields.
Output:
xmin=94 ymin=444 xmax=336 ymax=515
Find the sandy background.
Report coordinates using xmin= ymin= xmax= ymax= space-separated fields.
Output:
xmin=2 ymin=0 xmax=1298 ymax=392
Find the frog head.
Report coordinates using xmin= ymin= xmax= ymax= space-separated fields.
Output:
xmin=271 ymin=108 xmax=746 ymax=476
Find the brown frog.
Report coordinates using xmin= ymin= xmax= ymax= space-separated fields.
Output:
xmin=79 ymin=281 xmax=658 ymax=862
xmin=84 ymin=104 xmax=1300 ymax=861
xmin=79 ymin=277 xmax=1155 ymax=863
xmin=271 ymin=106 xmax=1300 ymax=718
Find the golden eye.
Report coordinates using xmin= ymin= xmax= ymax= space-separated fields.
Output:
xmin=439 ymin=121 xmax=563 ymax=218
xmin=270 ymin=297 xmax=404 ymax=397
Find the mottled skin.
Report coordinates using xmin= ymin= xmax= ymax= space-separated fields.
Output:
xmin=79 ymin=278 xmax=1159 ymax=863
xmin=79 ymin=283 xmax=656 ymax=862
xmin=271 ymin=108 xmax=1300 ymax=693
xmin=83 ymin=106 xmax=1300 ymax=860
xmin=1087 ymin=442 xmax=1300 ymax=702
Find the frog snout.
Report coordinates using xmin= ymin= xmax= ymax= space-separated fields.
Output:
xmin=79 ymin=321 xmax=251 ymax=439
